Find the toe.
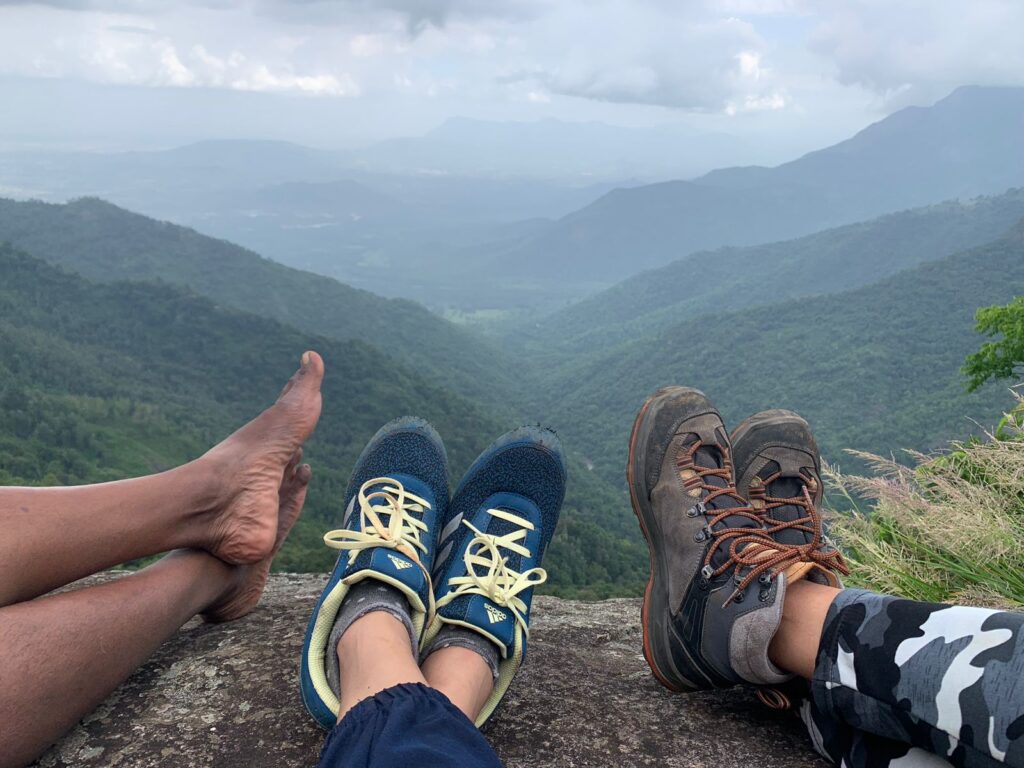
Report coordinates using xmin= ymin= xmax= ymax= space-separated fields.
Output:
xmin=278 ymin=351 xmax=324 ymax=402
xmin=285 ymin=447 xmax=304 ymax=478
xmin=275 ymin=352 xmax=324 ymax=442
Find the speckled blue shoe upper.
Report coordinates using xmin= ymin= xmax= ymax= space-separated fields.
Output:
xmin=300 ymin=417 xmax=449 ymax=729
xmin=425 ymin=426 xmax=566 ymax=726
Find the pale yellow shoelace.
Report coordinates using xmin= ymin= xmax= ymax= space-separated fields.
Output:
xmin=323 ymin=477 xmax=431 ymax=565
xmin=437 ymin=508 xmax=547 ymax=636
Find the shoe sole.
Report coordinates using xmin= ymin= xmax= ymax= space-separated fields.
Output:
xmin=627 ymin=387 xmax=712 ymax=693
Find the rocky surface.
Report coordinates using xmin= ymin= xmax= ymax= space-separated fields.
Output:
xmin=36 ymin=574 xmax=826 ymax=768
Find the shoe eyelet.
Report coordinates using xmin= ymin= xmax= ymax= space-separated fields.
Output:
xmin=686 ymin=506 xmax=700 ymax=518
xmin=694 ymin=530 xmax=706 ymax=542
xmin=701 ymin=565 xmax=714 ymax=580
xmin=758 ymin=573 xmax=772 ymax=586
xmin=733 ymin=591 xmax=745 ymax=603
xmin=758 ymin=589 xmax=771 ymax=602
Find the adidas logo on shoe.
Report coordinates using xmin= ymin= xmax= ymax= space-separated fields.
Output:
xmin=387 ymin=553 xmax=414 ymax=570
xmin=485 ymin=604 xmax=508 ymax=624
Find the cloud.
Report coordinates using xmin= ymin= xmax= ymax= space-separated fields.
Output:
xmin=2 ymin=0 xmax=1020 ymax=119
xmin=0 ymin=0 xmax=539 ymax=33
xmin=500 ymin=4 xmax=786 ymax=112
xmin=809 ymin=0 xmax=1024 ymax=105
xmin=279 ymin=0 xmax=538 ymax=34
xmin=0 ymin=6 xmax=361 ymax=96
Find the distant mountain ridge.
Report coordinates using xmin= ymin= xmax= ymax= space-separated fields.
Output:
xmin=477 ymin=86 xmax=1024 ymax=290
xmin=519 ymin=188 xmax=1024 ymax=358
xmin=343 ymin=116 xmax=756 ymax=181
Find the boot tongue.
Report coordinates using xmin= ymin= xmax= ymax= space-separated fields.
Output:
xmin=766 ymin=475 xmax=814 ymax=547
xmin=693 ymin=447 xmax=747 ymax=516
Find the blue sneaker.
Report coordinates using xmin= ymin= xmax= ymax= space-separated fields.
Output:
xmin=424 ymin=426 xmax=566 ymax=726
xmin=300 ymin=417 xmax=449 ymax=729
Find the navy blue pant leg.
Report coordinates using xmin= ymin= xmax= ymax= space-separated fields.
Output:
xmin=315 ymin=683 xmax=504 ymax=768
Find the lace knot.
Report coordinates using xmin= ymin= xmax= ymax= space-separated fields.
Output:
xmin=438 ymin=509 xmax=547 ymax=636
xmin=323 ymin=477 xmax=432 ymax=566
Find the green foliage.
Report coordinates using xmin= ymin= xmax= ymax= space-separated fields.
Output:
xmin=4 ymin=192 xmax=1022 ymax=602
xmin=523 ymin=228 xmax=1024 ymax=499
xmin=830 ymin=420 xmax=1024 ymax=608
xmin=516 ymin=190 xmax=1024 ymax=360
xmin=0 ymin=244 xmax=644 ymax=596
xmin=0 ymin=197 xmax=516 ymax=409
xmin=964 ymin=296 xmax=1024 ymax=391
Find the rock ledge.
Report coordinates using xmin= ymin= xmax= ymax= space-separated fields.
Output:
xmin=38 ymin=574 xmax=824 ymax=767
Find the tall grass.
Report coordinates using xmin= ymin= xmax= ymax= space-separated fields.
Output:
xmin=828 ymin=397 xmax=1024 ymax=609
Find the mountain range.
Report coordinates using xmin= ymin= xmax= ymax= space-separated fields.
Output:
xmin=517 ymin=188 xmax=1024 ymax=358
xmin=5 ymin=87 xmax=1023 ymax=312
xmin=3 ymin=86 xmax=1024 ymax=597
xmin=474 ymin=86 xmax=1024 ymax=292
xmin=340 ymin=116 xmax=762 ymax=181
xmin=524 ymin=221 xmax=1024 ymax=488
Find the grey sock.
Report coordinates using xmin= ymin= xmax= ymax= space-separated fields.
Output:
xmin=423 ymin=625 xmax=500 ymax=680
xmin=326 ymin=580 xmax=417 ymax=698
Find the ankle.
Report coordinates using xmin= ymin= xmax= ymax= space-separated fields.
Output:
xmin=768 ymin=579 xmax=842 ymax=679
xmin=155 ymin=549 xmax=237 ymax=614
xmin=422 ymin=645 xmax=495 ymax=722
xmin=338 ymin=611 xmax=416 ymax=664
xmin=153 ymin=461 xmax=230 ymax=551
xmin=336 ymin=612 xmax=424 ymax=720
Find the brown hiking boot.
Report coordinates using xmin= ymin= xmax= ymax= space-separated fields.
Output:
xmin=627 ymin=387 xmax=807 ymax=692
xmin=731 ymin=410 xmax=849 ymax=587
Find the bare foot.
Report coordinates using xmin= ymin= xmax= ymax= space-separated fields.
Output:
xmin=203 ymin=457 xmax=312 ymax=622
xmin=199 ymin=351 xmax=324 ymax=565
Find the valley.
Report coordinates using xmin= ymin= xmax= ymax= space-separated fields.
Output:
xmin=2 ymin=85 xmax=1023 ymax=598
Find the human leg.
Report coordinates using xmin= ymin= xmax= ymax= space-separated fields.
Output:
xmin=734 ymin=409 xmax=1023 ymax=767
xmin=0 ymin=352 xmax=323 ymax=606
xmin=302 ymin=418 xmax=503 ymax=768
xmin=336 ymin=611 xmax=428 ymax=719
xmin=421 ymin=645 xmax=495 ymax=722
xmin=328 ymin=611 xmax=499 ymax=766
xmin=423 ymin=426 xmax=566 ymax=727
xmin=807 ymin=589 xmax=1024 ymax=768
xmin=0 ymin=435 xmax=311 ymax=767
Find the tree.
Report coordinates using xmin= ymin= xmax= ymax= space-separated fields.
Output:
xmin=964 ymin=296 xmax=1024 ymax=391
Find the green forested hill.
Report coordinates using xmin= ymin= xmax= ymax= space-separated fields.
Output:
xmin=0 ymin=245 xmax=644 ymax=596
xmin=520 ymin=190 xmax=1024 ymax=358
xmin=0 ymin=197 xmax=520 ymax=409
xmin=530 ymin=223 xmax=1024 ymax=487
xmin=4 ymin=195 xmax=1021 ymax=600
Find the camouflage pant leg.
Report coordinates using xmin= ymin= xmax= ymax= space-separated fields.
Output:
xmin=802 ymin=588 xmax=1024 ymax=768
xmin=799 ymin=695 xmax=960 ymax=767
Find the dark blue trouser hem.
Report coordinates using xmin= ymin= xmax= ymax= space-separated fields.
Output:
xmin=316 ymin=683 xmax=503 ymax=768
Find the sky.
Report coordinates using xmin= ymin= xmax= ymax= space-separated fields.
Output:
xmin=0 ymin=0 xmax=1023 ymax=156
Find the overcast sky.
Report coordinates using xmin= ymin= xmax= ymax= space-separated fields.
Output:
xmin=1 ymin=0 xmax=1022 ymax=154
